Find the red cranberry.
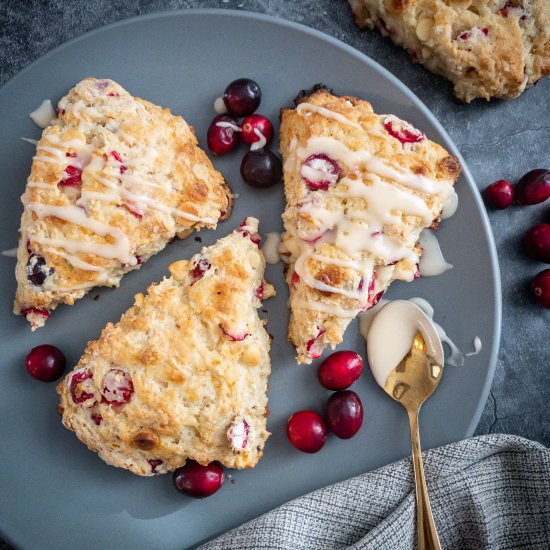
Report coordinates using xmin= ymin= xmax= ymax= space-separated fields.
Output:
xmin=483 ymin=179 xmax=514 ymax=209
xmin=531 ymin=269 xmax=550 ymax=308
xmin=101 ymin=368 xmax=134 ymax=406
xmin=91 ymin=413 xmax=103 ymax=426
xmin=325 ymin=390 xmax=364 ymax=439
xmin=223 ymin=78 xmax=261 ymax=117
xmin=255 ymin=281 xmax=264 ymax=300
xmin=25 ymin=344 xmax=66 ymax=382
xmin=240 ymin=114 xmax=274 ymax=149
xmin=173 ymin=460 xmax=224 ymax=498
xmin=59 ymin=165 xmax=82 ymax=188
xmin=318 ymin=351 xmax=363 ymax=390
xmin=524 ymin=225 xmax=550 ymax=263
xmin=148 ymin=459 xmax=163 ymax=474
xmin=383 ymin=116 xmax=425 ymax=145
xmin=26 ymin=253 xmax=54 ymax=286
xmin=240 ymin=149 xmax=282 ymax=188
xmin=306 ymin=328 xmax=325 ymax=359
xmin=238 ymin=219 xmax=261 ymax=246
xmin=21 ymin=307 xmax=49 ymax=320
xmin=290 ymin=271 xmax=300 ymax=290
xmin=69 ymin=368 xmax=97 ymax=405
xmin=301 ymin=154 xmax=341 ymax=190
xmin=191 ymin=257 xmax=211 ymax=283
xmin=286 ymin=410 xmax=328 ymax=453
xmin=207 ymin=115 xmax=240 ymax=155
xmin=516 ymin=169 xmax=550 ymax=205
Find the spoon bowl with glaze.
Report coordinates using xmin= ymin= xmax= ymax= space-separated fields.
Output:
xmin=367 ymin=300 xmax=444 ymax=550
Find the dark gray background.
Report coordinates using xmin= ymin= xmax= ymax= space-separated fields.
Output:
xmin=1 ymin=0 xmax=548 ymax=548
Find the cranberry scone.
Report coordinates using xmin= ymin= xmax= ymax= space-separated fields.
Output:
xmin=15 ymin=77 xmax=232 ymax=329
xmin=57 ymin=218 xmax=274 ymax=476
xmin=280 ymin=86 xmax=460 ymax=364
xmin=348 ymin=0 xmax=550 ymax=102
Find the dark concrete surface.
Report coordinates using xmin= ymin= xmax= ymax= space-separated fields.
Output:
xmin=1 ymin=0 xmax=548 ymax=548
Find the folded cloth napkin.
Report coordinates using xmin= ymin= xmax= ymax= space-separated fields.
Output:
xmin=199 ymin=434 xmax=550 ymax=549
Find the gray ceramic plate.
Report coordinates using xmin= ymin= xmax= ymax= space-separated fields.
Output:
xmin=0 ymin=9 xmax=501 ymax=550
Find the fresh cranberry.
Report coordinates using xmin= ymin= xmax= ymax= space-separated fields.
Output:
xmin=25 ymin=344 xmax=66 ymax=382
xmin=101 ymin=368 xmax=134 ymax=406
xmin=531 ymin=269 xmax=550 ymax=308
xmin=240 ymin=114 xmax=273 ymax=149
xmin=384 ymin=116 xmax=425 ymax=145
xmin=191 ymin=257 xmax=211 ymax=283
xmin=286 ymin=410 xmax=328 ymax=453
xmin=223 ymin=78 xmax=261 ymax=117
xmin=91 ymin=413 xmax=103 ymax=425
xmin=318 ymin=351 xmax=363 ymax=390
xmin=207 ymin=115 xmax=240 ymax=155
xmin=524 ymin=225 xmax=550 ymax=263
xmin=69 ymin=368 xmax=97 ymax=405
xmin=306 ymin=328 xmax=326 ymax=359
xmin=220 ymin=324 xmax=249 ymax=341
xmin=148 ymin=459 xmax=163 ymax=474
xmin=325 ymin=390 xmax=364 ymax=439
xmin=516 ymin=169 xmax=550 ymax=205
xmin=173 ymin=460 xmax=224 ymax=498
xmin=26 ymin=253 xmax=53 ymax=286
xmin=301 ymin=154 xmax=341 ymax=190
xmin=484 ymin=179 xmax=514 ymax=209
xmin=240 ymin=149 xmax=282 ymax=188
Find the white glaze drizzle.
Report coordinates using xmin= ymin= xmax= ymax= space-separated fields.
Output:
xmin=27 ymin=202 xmax=134 ymax=264
xmin=213 ymin=97 xmax=227 ymax=114
xmin=285 ymin=134 xmax=454 ymax=318
xmin=250 ymin=128 xmax=267 ymax=152
xmin=360 ymin=296 xmax=482 ymax=370
xmin=21 ymin=137 xmax=38 ymax=145
xmin=29 ymin=99 xmax=55 ymax=128
xmin=296 ymin=102 xmax=361 ymax=129
xmin=441 ymin=191 xmax=459 ymax=220
xmin=261 ymin=232 xmax=281 ymax=264
xmin=1 ymin=247 xmax=18 ymax=257
xmin=418 ymin=230 xmax=453 ymax=276
xmin=216 ymin=121 xmax=241 ymax=132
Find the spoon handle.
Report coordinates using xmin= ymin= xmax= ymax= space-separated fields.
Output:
xmin=408 ymin=409 xmax=442 ymax=550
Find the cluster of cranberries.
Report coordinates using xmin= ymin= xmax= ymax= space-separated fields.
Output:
xmin=484 ymin=169 xmax=550 ymax=308
xmin=207 ymin=78 xmax=282 ymax=188
xmin=286 ymin=351 xmax=364 ymax=453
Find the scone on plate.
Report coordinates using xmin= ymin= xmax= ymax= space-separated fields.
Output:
xmin=348 ymin=0 xmax=550 ymax=102
xmin=15 ymin=77 xmax=232 ymax=329
xmin=57 ymin=218 xmax=274 ymax=476
xmin=280 ymin=86 xmax=460 ymax=364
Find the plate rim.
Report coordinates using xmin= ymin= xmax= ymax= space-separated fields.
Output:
xmin=0 ymin=7 xmax=502 ymax=547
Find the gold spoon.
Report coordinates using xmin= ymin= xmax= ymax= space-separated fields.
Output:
xmin=384 ymin=331 xmax=443 ymax=550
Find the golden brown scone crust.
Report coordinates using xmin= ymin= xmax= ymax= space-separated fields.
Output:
xmin=280 ymin=88 xmax=460 ymax=364
xmin=57 ymin=218 xmax=274 ymax=476
xmin=348 ymin=0 xmax=550 ymax=102
xmin=15 ymin=77 xmax=232 ymax=329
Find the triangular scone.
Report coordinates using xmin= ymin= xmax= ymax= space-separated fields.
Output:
xmin=280 ymin=87 xmax=461 ymax=364
xmin=348 ymin=0 xmax=550 ymax=102
xmin=57 ymin=218 xmax=275 ymax=476
xmin=15 ymin=77 xmax=232 ymax=329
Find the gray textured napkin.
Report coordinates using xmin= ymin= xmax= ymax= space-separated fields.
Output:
xmin=200 ymin=434 xmax=550 ymax=549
